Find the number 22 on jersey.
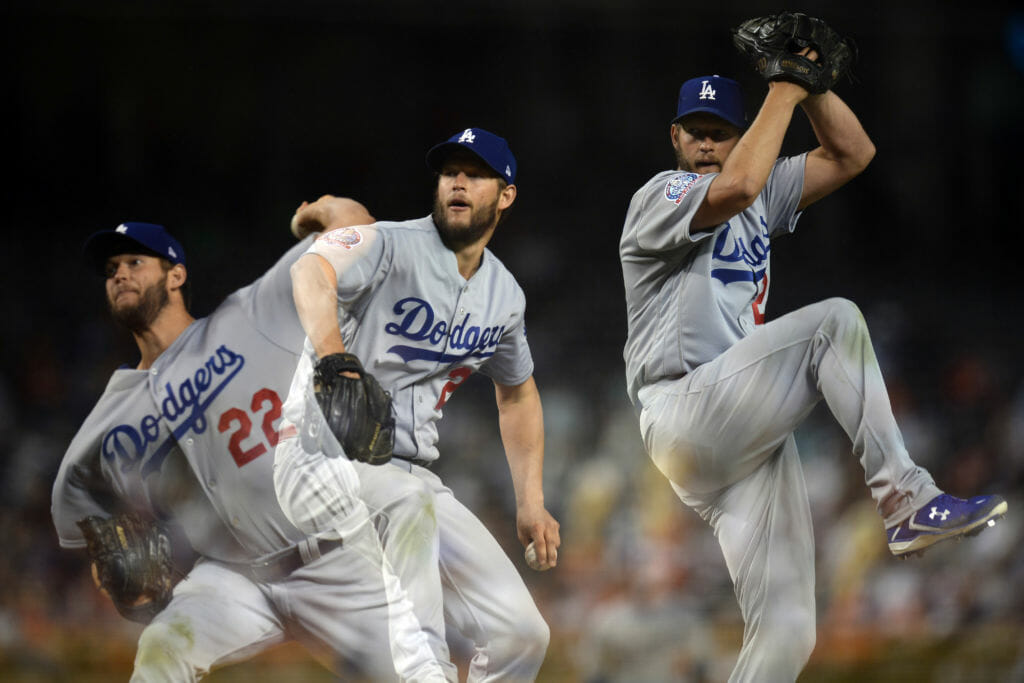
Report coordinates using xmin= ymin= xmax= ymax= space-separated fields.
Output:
xmin=218 ymin=388 xmax=284 ymax=467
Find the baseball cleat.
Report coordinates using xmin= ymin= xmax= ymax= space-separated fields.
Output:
xmin=887 ymin=493 xmax=1007 ymax=558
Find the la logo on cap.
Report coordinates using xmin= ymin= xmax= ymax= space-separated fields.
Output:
xmin=699 ymin=80 xmax=716 ymax=100
xmin=116 ymin=224 xmax=128 ymax=234
xmin=458 ymin=129 xmax=476 ymax=144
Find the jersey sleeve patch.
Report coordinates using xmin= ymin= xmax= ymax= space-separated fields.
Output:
xmin=317 ymin=227 xmax=364 ymax=249
xmin=664 ymin=172 xmax=700 ymax=205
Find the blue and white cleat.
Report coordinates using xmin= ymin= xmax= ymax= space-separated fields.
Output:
xmin=887 ymin=493 xmax=1008 ymax=558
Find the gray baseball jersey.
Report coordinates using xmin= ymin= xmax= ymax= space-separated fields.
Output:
xmin=275 ymin=215 xmax=551 ymax=682
xmin=282 ymin=215 xmax=534 ymax=462
xmin=620 ymin=155 xmax=806 ymax=405
xmin=52 ymin=237 xmax=313 ymax=560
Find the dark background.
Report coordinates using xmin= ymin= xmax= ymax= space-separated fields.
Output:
xmin=4 ymin=1 xmax=1024 ymax=680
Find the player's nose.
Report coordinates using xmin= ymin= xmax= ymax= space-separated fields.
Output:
xmin=108 ymin=261 xmax=130 ymax=281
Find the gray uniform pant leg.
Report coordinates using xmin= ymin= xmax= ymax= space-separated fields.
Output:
xmin=131 ymin=560 xmax=287 ymax=682
xmin=134 ymin=533 xmax=450 ymax=682
xmin=356 ymin=461 xmax=459 ymax=682
xmin=637 ymin=297 xmax=944 ymax=682
xmin=694 ymin=435 xmax=816 ymax=682
xmin=273 ymin=437 xmax=453 ymax=681
xmin=414 ymin=467 xmax=550 ymax=683
xmin=275 ymin=523 xmax=451 ymax=682
xmin=639 ymin=297 xmax=940 ymax=527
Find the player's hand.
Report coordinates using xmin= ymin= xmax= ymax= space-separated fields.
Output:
xmin=291 ymin=197 xmax=330 ymax=239
xmin=291 ymin=195 xmax=375 ymax=239
xmin=798 ymin=46 xmax=820 ymax=62
xmin=516 ymin=504 xmax=560 ymax=571
xmin=767 ymin=47 xmax=820 ymax=101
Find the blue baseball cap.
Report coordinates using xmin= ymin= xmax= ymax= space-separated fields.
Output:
xmin=426 ymin=127 xmax=517 ymax=184
xmin=672 ymin=75 xmax=747 ymax=129
xmin=83 ymin=222 xmax=186 ymax=275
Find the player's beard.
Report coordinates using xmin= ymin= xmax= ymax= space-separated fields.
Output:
xmin=432 ymin=193 xmax=498 ymax=251
xmin=675 ymin=149 xmax=693 ymax=172
xmin=109 ymin=275 xmax=170 ymax=333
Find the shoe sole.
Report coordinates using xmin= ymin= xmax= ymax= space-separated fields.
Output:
xmin=890 ymin=499 xmax=1008 ymax=558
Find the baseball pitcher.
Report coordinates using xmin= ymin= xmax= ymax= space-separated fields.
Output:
xmin=619 ymin=13 xmax=1007 ymax=682
xmin=52 ymin=211 xmax=449 ymax=681
xmin=274 ymin=127 xmax=560 ymax=682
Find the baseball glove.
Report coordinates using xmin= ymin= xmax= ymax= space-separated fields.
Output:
xmin=76 ymin=512 xmax=175 ymax=624
xmin=313 ymin=352 xmax=395 ymax=465
xmin=732 ymin=12 xmax=856 ymax=94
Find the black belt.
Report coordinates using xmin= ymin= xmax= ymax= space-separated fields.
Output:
xmin=247 ymin=538 xmax=344 ymax=583
xmin=392 ymin=454 xmax=433 ymax=469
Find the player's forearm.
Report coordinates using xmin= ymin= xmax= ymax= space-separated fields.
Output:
xmin=291 ymin=253 xmax=347 ymax=357
xmin=801 ymin=91 xmax=876 ymax=175
xmin=711 ymin=83 xmax=805 ymax=207
xmin=496 ymin=380 xmax=546 ymax=510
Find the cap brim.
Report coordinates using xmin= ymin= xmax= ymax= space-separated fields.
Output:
xmin=425 ymin=142 xmax=504 ymax=179
xmin=671 ymin=106 xmax=746 ymax=130
xmin=82 ymin=231 xmax=163 ymax=275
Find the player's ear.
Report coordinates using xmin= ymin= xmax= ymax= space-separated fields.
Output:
xmin=498 ymin=183 xmax=517 ymax=211
xmin=670 ymin=123 xmax=682 ymax=150
xmin=168 ymin=263 xmax=187 ymax=290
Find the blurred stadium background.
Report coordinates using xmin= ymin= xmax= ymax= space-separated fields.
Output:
xmin=5 ymin=1 xmax=1023 ymax=680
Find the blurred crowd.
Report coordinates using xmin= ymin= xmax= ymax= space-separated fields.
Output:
xmin=1 ymin=280 xmax=1021 ymax=681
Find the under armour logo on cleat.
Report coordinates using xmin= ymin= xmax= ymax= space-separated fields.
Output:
xmin=458 ymin=129 xmax=476 ymax=144
xmin=929 ymin=507 xmax=950 ymax=521
xmin=699 ymin=80 xmax=716 ymax=100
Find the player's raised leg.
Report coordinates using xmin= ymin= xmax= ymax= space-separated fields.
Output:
xmin=641 ymin=298 xmax=941 ymax=520
xmin=641 ymin=296 xmax=1004 ymax=557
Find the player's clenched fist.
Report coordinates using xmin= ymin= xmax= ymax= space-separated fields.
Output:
xmin=518 ymin=506 xmax=560 ymax=571
xmin=290 ymin=195 xmax=375 ymax=239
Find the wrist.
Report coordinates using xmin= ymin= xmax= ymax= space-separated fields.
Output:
xmin=515 ymin=484 xmax=543 ymax=504
xmin=767 ymin=80 xmax=810 ymax=105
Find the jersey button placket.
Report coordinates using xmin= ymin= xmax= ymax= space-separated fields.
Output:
xmin=444 ymin=284 xmax=467 ymax=362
